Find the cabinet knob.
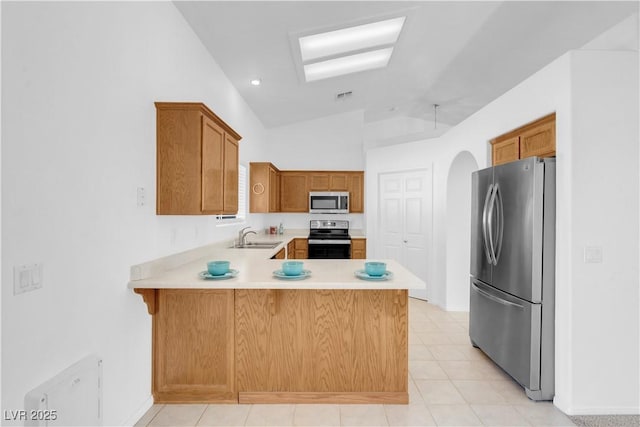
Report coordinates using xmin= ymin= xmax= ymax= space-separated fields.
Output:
xmin=403 ymin=240 xmax=408 ymax=243
xmin=252 ymin=183 xmax=265 ymax=195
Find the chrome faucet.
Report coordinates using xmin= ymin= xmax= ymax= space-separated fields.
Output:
xmin=237 ymin=227 xmax=257 ymax=246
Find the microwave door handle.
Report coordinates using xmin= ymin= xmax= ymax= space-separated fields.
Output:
xmin=482 ymin=184 xmax=494 ymax=264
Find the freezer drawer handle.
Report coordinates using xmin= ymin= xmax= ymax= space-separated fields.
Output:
xmin=472 ymin=282 xmax=524 ymax=310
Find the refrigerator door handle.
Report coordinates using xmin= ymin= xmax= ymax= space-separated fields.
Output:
xmin=493 ymin=184 xmax=504 ymax=265
xmin=487 ymin=183 xmax=498 ymax=264
xmin=482 ymin=184 xmax=494 ymax=264
xmin=471 ymin=282 xmax=524 ymax=309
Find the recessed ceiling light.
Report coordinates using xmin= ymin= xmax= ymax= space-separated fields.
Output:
xmin=299 ymin=17 xmax=405 ymax=62
xmin=303 ymin=48 xmax=393 ymax=82
xmin=250 ymin=79 xmax=261 ymax=86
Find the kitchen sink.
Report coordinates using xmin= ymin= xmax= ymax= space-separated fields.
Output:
xmin=232 ymin=241 xmax=282 ymax=249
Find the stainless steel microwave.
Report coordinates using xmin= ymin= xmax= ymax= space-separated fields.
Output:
xmin=309 ymin=192 xmax=349 ymax=214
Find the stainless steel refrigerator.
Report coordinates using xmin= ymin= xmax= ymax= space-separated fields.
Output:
xmin=469 ymin=156 xmax=555 ymax=400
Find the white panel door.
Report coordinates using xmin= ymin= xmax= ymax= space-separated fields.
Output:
xmin=379 ymin=170 xmax=432 ymax=300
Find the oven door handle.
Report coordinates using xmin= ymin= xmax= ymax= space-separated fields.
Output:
xmin=308 ymin=239 xmax=352 ymax=245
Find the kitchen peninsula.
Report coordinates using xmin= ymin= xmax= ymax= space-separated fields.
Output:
xmin=129 ymin=232 xmax=425 ymax=405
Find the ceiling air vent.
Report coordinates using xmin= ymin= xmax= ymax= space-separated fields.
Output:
xmin=335 ymin=91 xmax=353 ymax=101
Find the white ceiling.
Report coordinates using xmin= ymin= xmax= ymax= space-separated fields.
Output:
xmin=175 ymin=1 xmax=637 ymax=132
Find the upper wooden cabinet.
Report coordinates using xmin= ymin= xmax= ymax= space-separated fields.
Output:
xmin=249 ymin=162 xmax=280 ymax=213
xmin=280 ymin=172 xmax=309 ymax=212
xmin=249 ymin=164 xmax=364 ymax=213
xmin=156 ymin=102 xmax=241 ymax=215
xmin=490 ymin=113 xmax=555 ymax=166
xmin=347 ymin=172 xmax=364 ymax=213
xmin=308 ymin=173 xmax=330 ymax=191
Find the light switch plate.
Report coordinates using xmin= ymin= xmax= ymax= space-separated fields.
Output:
xmin=584 ymin=246 xmax=603 ymax=264
xmin=13 ymin=263 xmax=43 ymax=295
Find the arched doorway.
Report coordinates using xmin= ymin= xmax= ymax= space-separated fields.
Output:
xmin=445 ymin=151 xmax=479 ymax=311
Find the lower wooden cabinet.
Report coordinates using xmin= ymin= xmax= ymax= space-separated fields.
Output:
xmin=153 ymin=289 xmax=235 ymax=403
xmin=294 ymin=238 xmax=308 ymax=259
xmin=490 ymin=113 xmax=556 ymax=166
xmin=351 ymin=238 xmax=366 ymax=259
xmin=272 ymin=248 xmax=286 ymax=259
xmin=286 ymin=238 xmax=308 ymax=259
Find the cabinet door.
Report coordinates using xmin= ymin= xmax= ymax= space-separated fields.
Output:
xmin=308 ymin=173 xmax=330 ymax=191
xmin=329 ymin=173 xmax=349 ymax=191
xmin=492 ymin=136 xmax=520 ymax=166
xmin=202 ymin=116 xmax=225 ymax=213
xmin=154 ymin=289 xmax=235 ymax=402
xmin=250 ymin=163 xmax=269 ymax=213
xmin=351 ymin=238 xmax=366 ymax=259
xmin=272 ymin=248 xmax=286 ymax=259
xmin=223 ymin=134 xmax=239 ymax=214
xmin=269 ymin=167 xmax=280 ymax=212
xmin=156 ymin=108 xmax=202 ymax=214
xmin=520 ymin=121 xmax=555 ymax=159
xmin=287 ymin=240 xmax=295 ymax=259
xmin=280 ymin=173 xmax=308 ymax=212
xmin=348 ymin=173 xmax=364 ymax=213
xmin=294 ymin=238 xmax=308 ymax=259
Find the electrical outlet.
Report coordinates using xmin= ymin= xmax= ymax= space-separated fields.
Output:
xmin=14 ymin=263 xmax=43 ymax=295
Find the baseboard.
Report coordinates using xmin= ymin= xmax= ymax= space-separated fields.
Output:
xmin=563 ymin=406 xmax=639 ymax=416
xmin=123 ymin=395 xmax=154 ymax=427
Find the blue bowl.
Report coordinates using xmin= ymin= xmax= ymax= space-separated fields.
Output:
xmin=364 ymin=261 xmax=387 ymax=277
xmin=282 ymin=261 xmax=304 ymax=276
xmin=207 ymin=260 xmax=230 ymax=276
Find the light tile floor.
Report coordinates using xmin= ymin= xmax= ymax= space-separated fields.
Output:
xmin=135 ymin=298 xmax=575 ymax=427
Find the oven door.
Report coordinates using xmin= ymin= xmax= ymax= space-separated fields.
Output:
xmin=307 ymin=239 xmax=351 ymax=259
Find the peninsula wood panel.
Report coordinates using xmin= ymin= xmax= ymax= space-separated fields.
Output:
xmin=153 ymin=289 xmax=236 ymax=403
xmin=235 ymin=289 xmax=408 ymax=401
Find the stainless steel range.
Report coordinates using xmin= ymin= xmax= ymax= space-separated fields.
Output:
xmin=308 ymin=220 xmax=351 ymax=259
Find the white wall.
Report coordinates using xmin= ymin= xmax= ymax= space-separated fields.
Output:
xmin=445 ymin=151 xmax=478 ymax=311
xmin=264 ymin=110 xmax=365 ymax=170
xmin=2 ymin=2 xmax=267 ymax=425
xmin=256 ymin=110 xmax=366 ymax=231
xmin=565 ymin=50 xmax=639 ymax=414
xmin=367 ymin=49 xmax=639 ymax=414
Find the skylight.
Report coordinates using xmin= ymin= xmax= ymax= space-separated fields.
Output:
xmin=304 ymin=48 xmax=393 ymax=82
xmin=299 ymin=17 xmax=405 ymax=82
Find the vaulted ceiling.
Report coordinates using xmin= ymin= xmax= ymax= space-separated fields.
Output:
xmin=176 ymin=1 xmax=637 ymax=136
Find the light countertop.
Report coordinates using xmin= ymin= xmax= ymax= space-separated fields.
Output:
xmin=128 ymin=232 xmax=424 ymax=291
